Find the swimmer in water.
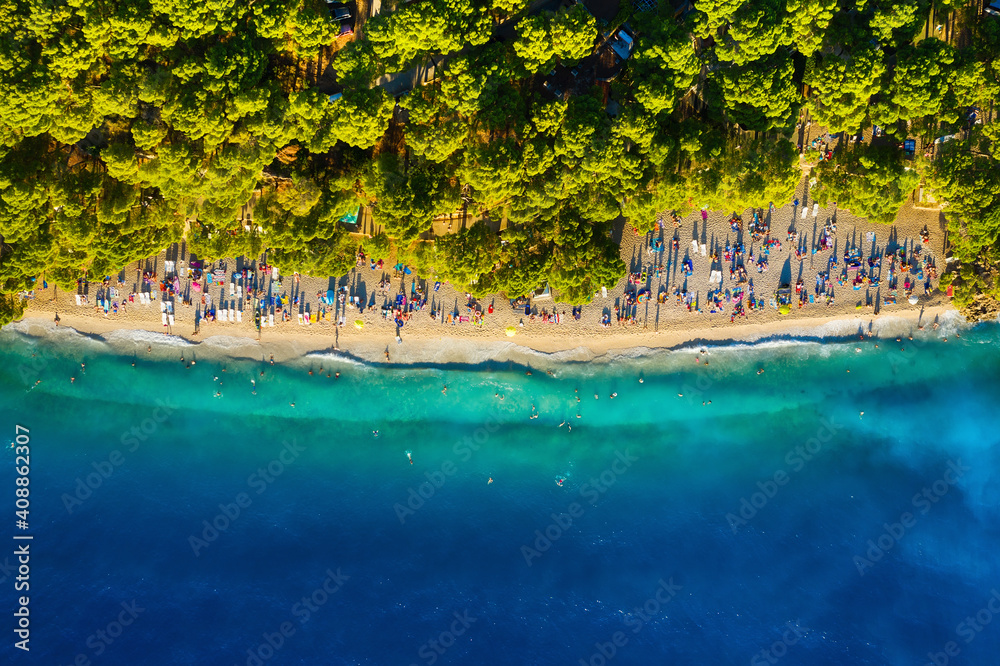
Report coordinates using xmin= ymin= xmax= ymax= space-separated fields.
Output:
xmin=488 ymin=477 xmax=493 ymax=485
xmin=442 ymin=385 xmax=447 ymax=394
xmin=147 ymin=345 xmax=151 ymax=353
xmin=405 ymin=449 xmax=412 ymax=464
xmin=335 ymin=372 xmax=340 ymax=379
xmin=757 ymin=368 xmax=764 ymax=375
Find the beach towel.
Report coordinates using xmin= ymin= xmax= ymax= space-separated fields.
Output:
xmin=297 ymin=313 xmax=304 ymax=325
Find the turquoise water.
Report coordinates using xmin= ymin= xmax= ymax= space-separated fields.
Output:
xmin=1 ymin=321 xmax=999 ymax=665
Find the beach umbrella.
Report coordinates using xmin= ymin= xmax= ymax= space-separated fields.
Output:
xmin=354 ymin=320 xmax=363 ymax=329
xmin=505 ymin=326 xmax=517 ymax=337
xmin=778 ymin=304 xmax=790 ymax=315
xmin=908 ymin=295 xmax=919 ymax=305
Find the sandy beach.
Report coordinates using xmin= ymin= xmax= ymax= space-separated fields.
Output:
xmin=14 ymin=173 xmax=959 ymax=366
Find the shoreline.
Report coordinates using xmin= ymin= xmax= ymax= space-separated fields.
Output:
xmin=6 ymin=304 xmax=965 ymax=367
xmin=11 ymin=189 xmax=957 ymax=368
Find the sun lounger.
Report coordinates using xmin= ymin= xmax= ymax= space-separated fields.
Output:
xmin=297 ymin=313 xmax=304 ymax=325
xmin=236 ymin=310 xmax=242 ymax=323
xmin=75 ymin=294 xmax=82 ymax=306
xmin=691 ymin=240 xmax=698 ymax=254
xmin=160 ymin=301 xmax=166 ymax=313
xmin=701 ymin=243 xmax=707 ymax=257
xmin=268 ymin=313 xmax=275 ymax=327
xmin=601 ymin=286 xmax=608 ymax=298
xmin=229 ymin=307 xmax=235 ymax=322
xmin=161 ymin=312 xmax=168 ymax=326
xmin=229 ymin=282 xmax=235 ymax=296
xmin=220 ymin=309 xmax=228 ymax=322
xmin=168 ymin=314 xmax=175 ymax=326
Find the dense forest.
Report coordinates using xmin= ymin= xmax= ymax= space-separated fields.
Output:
xmin=0 ymin=0 xmax=999 ymax=325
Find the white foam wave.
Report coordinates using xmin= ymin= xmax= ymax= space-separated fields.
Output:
xmin=3 ymin=320 xmax=109 ymax=351
xmin=104 ymin=329 xmax=194 ymax=347
xmin=302 ymin=351 xmax=369 ymax=368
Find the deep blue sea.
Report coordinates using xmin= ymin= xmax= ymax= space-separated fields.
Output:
xmin=2 ymin=319 xmax=1000 ymax=666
